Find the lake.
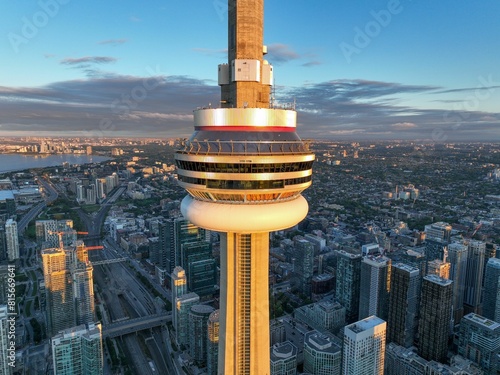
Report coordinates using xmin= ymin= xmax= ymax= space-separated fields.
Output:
xmin=0 ymin=154 xmax=111 ymax=173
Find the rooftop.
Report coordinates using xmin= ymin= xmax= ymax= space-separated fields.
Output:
xmin=347 ymin=316 xmax=386 ymax=334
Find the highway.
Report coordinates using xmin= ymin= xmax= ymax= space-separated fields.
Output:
xmin=17 ymin=176 xmax=58 ymax=233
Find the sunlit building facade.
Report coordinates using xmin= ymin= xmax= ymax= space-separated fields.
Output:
xmin=343 ymin=316 xmax=386 ymax=375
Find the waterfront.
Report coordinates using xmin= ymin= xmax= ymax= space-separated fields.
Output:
xmin=0 ymin=154 xmax=110 ymax=173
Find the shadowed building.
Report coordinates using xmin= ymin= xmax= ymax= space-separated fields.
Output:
xmin=417 ymin=275 xmax=453 ymax=363
xmin=387 ymin=263 xmax=420 ymax=348
xmin=359 ymin=255 xmax=391 ymax=321
xmin=335 ymin=250 xmax=362 ymax=323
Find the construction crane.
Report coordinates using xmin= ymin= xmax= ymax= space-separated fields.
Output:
xmin=86 ymin=246 xmax=104 ymax=251
xmin=48 ymin=230 xmax=97 ymax=249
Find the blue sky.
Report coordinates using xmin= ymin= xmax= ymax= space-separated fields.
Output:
xmin=1 ymin=0 xmax=499 ymax=141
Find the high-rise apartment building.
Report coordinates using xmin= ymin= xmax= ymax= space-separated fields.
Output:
xmin=335 ymin=250 xmax=362 ymax=323
xmin=158 ymin=218 xmax=206 ymax=275
xmin=447 ymin=242 xmax=468 ymax=323
xmin=387 ymin=263 xmax=420 ymax=348
xmin=304 ymin=331 xmax=342 ymax=375
xmin=5 ymin=219 xmax=18 ymax=261
xmin=174 ymin=292 xmax=199 ymax=346
xmin=0 ymin=306 xmax=12 ymax=375
xmin=343 ymin=316 xmax=386 ymax=375
xmin=180 ymin=241 xmax=216 ymax=297
xmin=171 ymin=266 xmax=187 ymax=328
xmin=271 ymin=341 xmax=298 ymax=375
xmin=72 ymin=244 xmax=95 ymax=326
xmin=0 ymin=226 xmax=7 ymax=262
xmin=464 ymin=239 xmax=486 ymax=314
xmin=292 ymin=238 xmax=315 ymax=296
xmin=207 ymin=309 xmax=220 ymax=375
xmin=458 ymin=313 xmax=500 ymax=375
xmin=417 ymin=275 xmax=453 ymax=363
xmin=359 ymin=255 xmax=391 ymax=321
xmin=42 ymin=241 xmax=95 ymax=336
xmin=174 ymin=0 xmax=314 ymax=372
xmin=51 ymin=322 xmax=103 ymax=375
xmin=482 ymin=258 xmax=500 ymax=322
xmin=189 ymin=304 xmax=215 ymax=365
xmin=42 ymin=248 xmax=75 ymax=335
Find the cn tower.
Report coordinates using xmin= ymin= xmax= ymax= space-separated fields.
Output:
xmin=175 ymin=1 xmax=314 ymax=373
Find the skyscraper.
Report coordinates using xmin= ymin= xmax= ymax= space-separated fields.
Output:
xmin=189 ymin=304 xmax=215 ymax=366
xmin=174 ymin=292 xmax=200 ymax=347
xmin=335 ymin=250 xmax=362 ymax=323
xmin=42 ymin=247 xmax=76 ymax=335
xmin=464 ymin=239 xmax=486 ymax=314
xmin=5 ymin=219 xmax=18 ymax=261
xmin=207 ymin=309 xmax=220 ymax=375
xmin=482 ymin=257 xmax=500 ymax=322
xmin=51 ymin=322 xmax=103 ymax=375
xmin=343 ymin=316 xmax=387 ymax=375
xmin=158 ymin=218 xmax=206 ymax=275
xmin=359 ymin=255 xmax=391 ymax=321
xmin=0 ymin=226 xmax=7 ymax=262
xmin=42 ymin=241 xmax=95 ymax=336
xmin=447 ymin=241 xmax=468 ymax=323
xmin=387 ymin=263 xmax=420 ymax=348
xmin=417 ymin=275 xmax=453 ymax=363
xmin=171 ymin=266 xmax=187 ymax=329
xmin=175 ymin=0 xmax=314 ymax=373
xmin=180 ymin=240 xmax=216 ymax=297
xmin=0 ymin=306 xmax=12 ymax=375
xmin=292 ymin=238 xmax=315 ymax=296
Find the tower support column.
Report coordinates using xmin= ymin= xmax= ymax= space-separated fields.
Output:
xmin=219 ymin=232 xmax=270 ymax=375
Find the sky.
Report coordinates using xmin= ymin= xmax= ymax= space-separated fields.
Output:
xmin=0 ymin=0 xmax=499 ymax=142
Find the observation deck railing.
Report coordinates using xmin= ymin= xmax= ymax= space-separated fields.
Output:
xmin=176 ymin=139 xmax=313 ymax=156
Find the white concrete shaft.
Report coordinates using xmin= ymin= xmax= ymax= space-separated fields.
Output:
xmin=218 ymin=232 xmax=270 ymax=375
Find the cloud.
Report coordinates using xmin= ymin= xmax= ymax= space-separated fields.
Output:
xmin=0 ymin=75 xmax=218 ymax=138
xmin=61 ymin=56 xmax=117 ymax=65
xmin=0 ymin=77 xmax=499 ymax=141
xmin=392 ymin=122 xmax=417 ymax=129
xmin=130 ymin=16 xmax=142 ymax=22
xmin=302 ymin=61 xmax=322 ymax=68
xmin=98 ymin=39 xmax=128 ymax=46
xmin=267 ymin=44 xmax=300 ymax=63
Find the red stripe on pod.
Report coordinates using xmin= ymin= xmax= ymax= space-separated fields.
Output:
xmin=195 ymin=126 xmax=296 ymax=132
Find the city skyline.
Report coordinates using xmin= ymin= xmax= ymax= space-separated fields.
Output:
xmin=1 ymin=1 xmax=499 ymax=141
